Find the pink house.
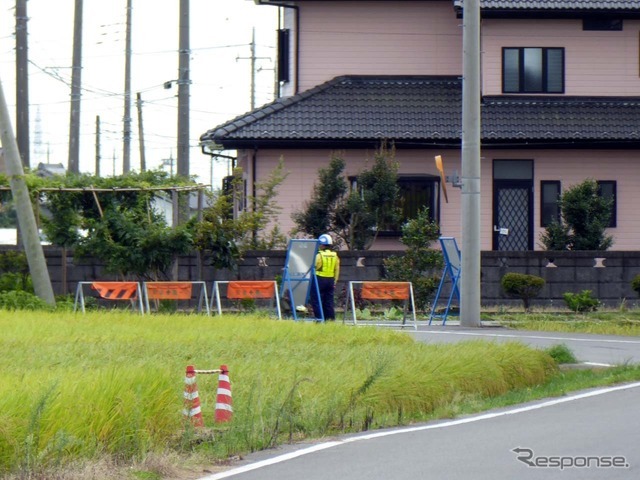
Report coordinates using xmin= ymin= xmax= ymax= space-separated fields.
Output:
xmin=200 ymin=0 xmax=640 ymax=251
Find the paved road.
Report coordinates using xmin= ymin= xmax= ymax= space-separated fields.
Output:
xmin=197 ymin=326 xmax=640 ymax=480
xmin=201 ymin=382 xmax=640 ymax=480
xmin=408 ymin=324 xmax=640 ymax=366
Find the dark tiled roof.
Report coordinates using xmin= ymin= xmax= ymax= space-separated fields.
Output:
xmin=200 ymin=76 xmax=640 ymax=149
xmin=457 ymin=1 xmax=640 ymax=10
xmin=202 ymin=76 xmax=463 ymax=147
xmin=483 ymin=96 xmax=640 ymax=143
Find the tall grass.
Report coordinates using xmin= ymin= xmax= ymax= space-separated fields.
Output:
xmin=0 ymin=311 xmax=556 ymax=476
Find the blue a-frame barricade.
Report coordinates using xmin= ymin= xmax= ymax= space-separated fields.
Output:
xmin=280 ymin=239 xmax=324 ymax=321
xmin=429 ymin=236 xmax=461 ymax=324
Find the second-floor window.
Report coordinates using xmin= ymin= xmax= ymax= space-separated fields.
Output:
xmin=503 ymin=47 xmax=564 ymax=94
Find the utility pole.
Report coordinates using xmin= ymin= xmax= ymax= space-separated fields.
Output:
xmin=250 ymin=27 xmax=256 ymax=110
xmin=177 ymin=0 xmax=190 ymax=178
xmin=15 ymin=0 xmax=29 ymax=167
xmin=95 ymin=115 xmax=101 ymax=176
xmin=460 ymin=0 xmax=482 ymax=327
xmin=68 ymin=0 xmax=83 ymax=174
xmin=136 ymin=92 xmax=146 ymax=171
xmin=122 ymin=0 xmax=132 ymax=173
xmin=237 ymin=28 xmax=271 ymax=111
xmin=0 ymin=77 xmax=55 ymax=306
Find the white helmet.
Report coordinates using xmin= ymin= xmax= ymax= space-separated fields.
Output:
xmin=318 ymin=234 xmax=333 ymax=245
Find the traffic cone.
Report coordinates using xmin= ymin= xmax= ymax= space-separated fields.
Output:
xmin=214 ymin=364 xmax=233 ymax=423
xmin=183 ymin=365 xmax=204 ymax=427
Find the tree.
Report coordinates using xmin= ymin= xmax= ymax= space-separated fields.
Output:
xmin=76 ymin=205 xmax=193 ymax=279
xmin=291 ymin=154 xmax=348 ymax=240
xmin=236 ymin=157 xmax=289 ymax=251
xmin=192 ymin=158 xmax=289 ymax=270
xmin=383 ymin=207 xmax=443 ymax=310
xmin=293 ymin=144 xmax=401 ymax=250
xmin=540 ymin=178 xmax=613 ymax=251
xmin=35 ymin=170 xmax=198 ymax=280
xmin=191 ymin=191 xmax=241 ymax=271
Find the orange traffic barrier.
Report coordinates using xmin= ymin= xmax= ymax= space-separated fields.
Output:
xmin=91 ymin=281 xmax=139 ymax=300
xmin=361 ymin=281 xmax=411 ymax=300
xmin=213 ymin=281 xmax=282 ymax=319
xmin=214 ymin=365 xmax=233 ymax=423
xmin=227 ymin=281 xmax=276 ymax=299
xmin=346 ymin=281 xmax=417 ymax=329
xmin=145 ymin=282 xmax=193 ymax=300
xmin=74 ymin=281 xmax=144 ymax=313
xmin=183 ymin=365 xmax=204 ymax=427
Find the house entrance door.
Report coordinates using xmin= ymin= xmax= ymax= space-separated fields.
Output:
xmin=492 ymin=160 xmax=533 ymax=251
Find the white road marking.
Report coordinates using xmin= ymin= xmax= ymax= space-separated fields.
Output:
xmin=198 ymin=381 xmax=640 ymax=480
xmin=582 ymin=361 xmax=615 ymax=367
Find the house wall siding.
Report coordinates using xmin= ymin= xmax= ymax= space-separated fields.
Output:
xmin=242 ymin=147 xmax=640 ymax=252
xmin=482 ymin=18 xmax=640 ymax=96
xmin=297 ymin=1 xmax=462 ymax=92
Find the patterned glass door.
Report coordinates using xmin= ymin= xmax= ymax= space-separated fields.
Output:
xmin=493 ymin=180 xmax=533 ymax=250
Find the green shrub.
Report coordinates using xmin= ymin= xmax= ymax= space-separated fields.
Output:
xmin=0 ymin=251 xmax=32 ymax=292
xmin=544 ymin=344 xmax=577 ymax=364
xmin=631 ymin=274 xmax=640 ymax=297
xmin=539 ymin=178 xmax=613 ymax=251
xmin=563 ymin=290 xmax=600 ymax=313
xmin=0 ymin=291 xmax=54 ymax=311
xmin=383 ymin=207 xmax=442 ymax=311
xmin=501 ymin=273 xmax=545 ymax=311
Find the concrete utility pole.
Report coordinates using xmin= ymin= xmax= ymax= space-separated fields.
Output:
xmin=177 ymin=0 xmax=190 ymax=178
xmin=250 ymin=28 xmax=256 ymax=110
xmin=460 ymin=0 xmax=482 ymax=327
xmin=237 ymin=28 xmax=272 ymax=111
xmin=68 ymin=0 xmax=83 ymax=174
xmin=95 ymin=115 xmax=101 ymax=176
xmin=122 ymin=0 xmax=132 ymax=173
xmin=136 ymin=92 xmax=146 ymax=171
xmin=0 ymin=77 xmax=55 ymax=306
xmin=15 ymin=0 xmax=29 ymax=168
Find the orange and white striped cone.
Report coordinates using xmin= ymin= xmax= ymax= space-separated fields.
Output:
xmin=183 ymin=365 xmax=204 ymax=427
xmin=214 ymin=364 xmax=233 ymax=423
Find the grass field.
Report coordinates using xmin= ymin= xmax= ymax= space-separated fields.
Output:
xmin=4 ymin=308 xmax=640 ymax=479
xmin=0 ymin=310 xmax=561 ymax=479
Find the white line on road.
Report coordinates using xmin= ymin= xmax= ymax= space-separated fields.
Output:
xmin=198 ymin=381 xmax=640 ymax=480
xmin=416 ymin=330 xmax=640 ymax=344
xmin=583 ymin=361 xmax=615 ymax=367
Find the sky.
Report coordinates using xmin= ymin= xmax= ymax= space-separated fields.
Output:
xmin=0 ymin=0 xmax=278 ymax=189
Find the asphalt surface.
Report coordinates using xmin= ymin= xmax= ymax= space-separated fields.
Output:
xmin=196 ymin=323 xmax=640 ymax=480
xmin=409 ymin=323 xmax=640 ymax=366
xmin=201 ymin=382 xmax=640 ymax=480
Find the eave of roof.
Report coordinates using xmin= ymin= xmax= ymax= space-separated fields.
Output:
xmin=200 ymin=76 xmax=640 ymax=150
xmin=453 ymin=1 xmax=640 ymax=18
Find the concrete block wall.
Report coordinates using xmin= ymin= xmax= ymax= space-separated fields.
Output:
xmin=9 ymin=247 xmax=640 ymax=308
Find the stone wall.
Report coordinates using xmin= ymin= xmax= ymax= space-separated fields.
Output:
xmin=13 ymin=247 xmax=640 ymax=307
xmin=481 ymin=251 xmax=640 ymax=308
